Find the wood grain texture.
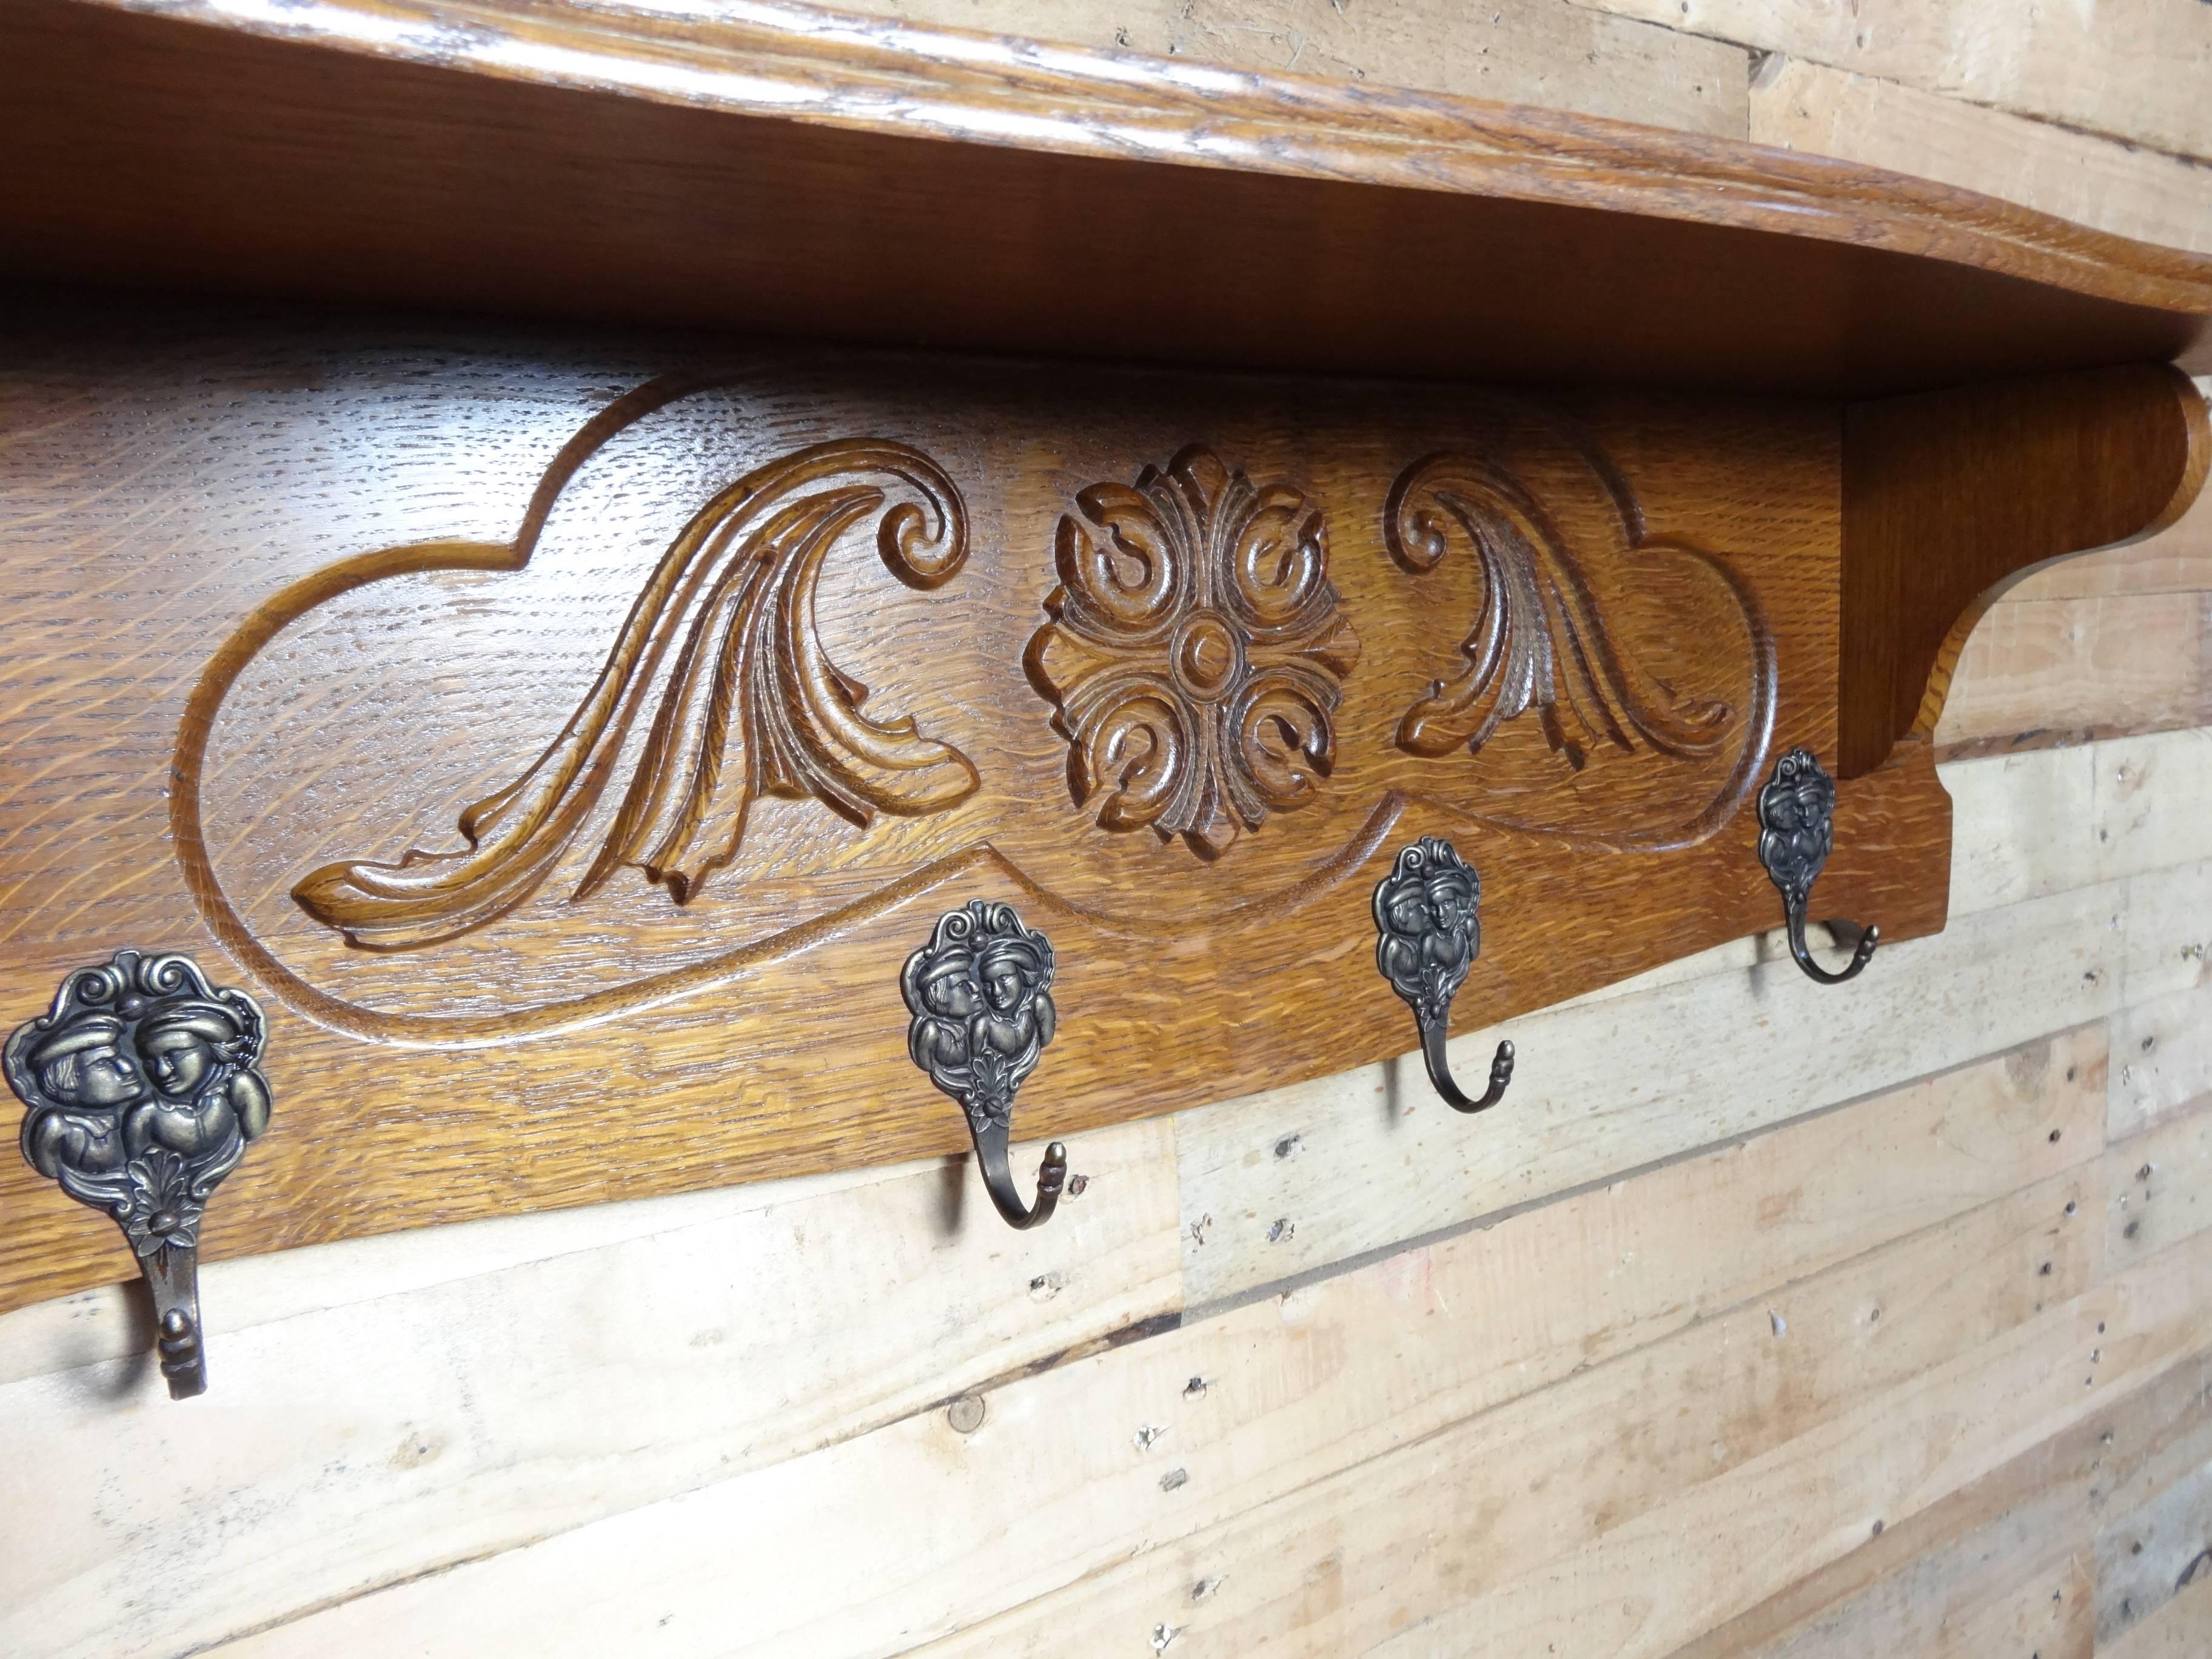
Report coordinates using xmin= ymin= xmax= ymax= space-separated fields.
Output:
xmin=152 ymin=1034 xmax=2107 ymax=1658
xmin=1672 ymin=1347 xmax=2212 ymax=1659
xmin=866 ymin=0 xmax=1752 ymax=134
xmin=1838 ymin=364 xmax=2211 ymax=777
xmin=1749 ymin=56 xmax=2212 ymax=255
xmin=2102 ymin=1573 xmax=2212 ymax=1659
xmin=1570 ymin=0 xmax=2212 ymax=162
xmin=1 ymin=0 xmax=2209 ymax=396
xmin=1932 ymin=591 xmax=2210 ymax=762
xmin=0 ymin=298 xmax=1973 ymax=1315
xmin=1 ymin=739 xmax=2203 ymax=1657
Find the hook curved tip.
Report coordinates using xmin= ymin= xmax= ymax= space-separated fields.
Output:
xmin=1789 ymin=915 xmax=1879 ymax=985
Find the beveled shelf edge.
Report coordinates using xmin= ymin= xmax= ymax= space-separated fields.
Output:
xmin=107 ymin=0 xmax=2212 ymax=320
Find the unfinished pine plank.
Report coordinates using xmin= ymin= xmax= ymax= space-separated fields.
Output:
xmin=2096 ymin=1456 xmax=2212 ymax=1647
xmin=1932 ymin=1548 xmax=2093 ymax=1658
xmin=780 ymin=0 xmax=1751 ymax=133
xmin=0 ymin=1156 xmax=922 ymax=1389
xmin=1667 ymin=1353 xmax=2212 ymax=1659
xmin=164 ymin=1031 xmax=2103 ymax=1659
xmin=2009 ymin=489 xmax=2212 ymax=603
xmin=0 ymin=1116 xmax=1179 ymax=1659
xmin=1749 ymin=58 xmax=2212 ymax=252
xmin=1566 ymin=0 xmax=2212 ymax=161
xmin=2108 ymin=1099 xmax=2212 ymax=1272
xmin=2103 ymin=1570 xmax=2212 ymax=1659
xmin=2113 ymin=984 xmax=2212 ymax=1141
xmin=2124 ymin=862 xmax=2212 ymax=1009
xmin=1179 ymin=876 xmax=2130 ymax=1304
xmin=1341 ymin=1231 xmax=2212 ymax=1659
xmin=900 ymin=1170 xmax=2130 ymax=1659
xmin=1932 ymin=593 xmax=2207 ymax=762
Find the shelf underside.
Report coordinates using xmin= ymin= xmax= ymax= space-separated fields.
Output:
xmin=2 ymin=0 xmax=2210 ymax=397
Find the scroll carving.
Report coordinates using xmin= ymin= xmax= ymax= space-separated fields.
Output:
xmin=1386 ymin=451 xmax=1742 ymax=768
xmin=293 ymin=440 xmax=980 ymax=950
xmin=1027 ymin=445 xmax=1361 ymax=858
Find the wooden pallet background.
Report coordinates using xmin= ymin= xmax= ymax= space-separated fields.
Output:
xmin=2 ymin=2 xmax=2210 ymax=1654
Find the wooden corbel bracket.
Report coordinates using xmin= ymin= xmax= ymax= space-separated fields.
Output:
xmin=0 ymin=0 xmax=2207 ymax=1316
xmin=1841 ymin=363 xmax=2211 ymax=779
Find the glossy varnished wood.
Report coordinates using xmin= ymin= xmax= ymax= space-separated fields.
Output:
xmin=0 ymin=300 xmax=1965 ymax=1313
xmin=1838 ymin=365 xmax=2212 ymax=777
xmin=0 ymin=0 xmax=2208 ymax=397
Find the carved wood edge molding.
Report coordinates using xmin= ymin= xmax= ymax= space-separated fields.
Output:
xmin=1838 ymin=363 xmax=2212 ymax=777
xmin=92 ymin=0 xmax=2212 ymax=321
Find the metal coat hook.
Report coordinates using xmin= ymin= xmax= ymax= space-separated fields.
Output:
xmin=903 ymin=899 xmax=1068 ymax=1229
xmin=1374 ymin=837 xmax=1515 ymax=1113
xmin=5 ymin=948 xmax=273 ymax=1398
xmin=1757 ymin=746 xmax=1880 ymax=985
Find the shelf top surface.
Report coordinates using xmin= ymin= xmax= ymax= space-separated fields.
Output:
xmin=5 ymin=0 xmax=2212 ymax=394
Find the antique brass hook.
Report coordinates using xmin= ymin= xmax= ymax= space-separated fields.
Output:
xmin=903 ymin=899 xmax=1068 ymax=1228
xmin=1757 ymin=748 xmax=1880 ymax=985
xmin=1374 ymin=837 xmax=1515 ymax=1113
xmin=4 ymin=948 xmax=273 ymax=1398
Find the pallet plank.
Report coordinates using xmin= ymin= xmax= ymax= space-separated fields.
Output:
xmin=179 ymin=1042 xmax=2104 ymax=1657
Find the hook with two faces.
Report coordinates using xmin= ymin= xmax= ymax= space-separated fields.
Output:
xmin=5 ymin=948 xmax=275 ymax=1399
xmin=1375 ymin=837 xmax=1515 ymax=1113
xmin=903 ymin=899 xmax=1069 ymax=1228
xmin=1757 ymin=748 xmax=1879 ymax=986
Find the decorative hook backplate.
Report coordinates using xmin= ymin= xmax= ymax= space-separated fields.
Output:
xmin=1757 ymin=748 xmax=1879 ymax=985
xmin=4 ymin=949 xmax=272 ymax=1398
xmin=902 ymin=900 xmax=1067 ymax=1229
xmin=1373 ymin=837 xmax=1515 ymax=1113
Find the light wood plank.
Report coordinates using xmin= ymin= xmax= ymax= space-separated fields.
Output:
xmin=171 ymin=1034 xmax=2105 ymax=1658
xmin=2103 ymin=1571 xmax=2212 ymax=1659
xmin=2108 ymin=1099 xmax=2212 ymax=1275
xmin=1933 ymin=593 xmax=2207 ymax=761
xmin=1344 ymin=1231 xmax=2212 ymax=1659
xmin=1179 ymin=876 xmax=2132 ymax=1304
xmin=900 ymin=1168 xmax=2136 ymax=1659
xmin=0 ymin=1156 xmax=911 ymax=1388
xmin=1669 ymin=1349 xmax=2212 ymax=1659
xmin=1932 ymin=1548 xmax=2094 ymax=1658
xmin=0 ymin=1118 xmax=1181 ymax=1659
xmin=2112 ymin=983 xmax=2212 ymax=1141
xmin=1749 ymin=57 xmax=2212 ymax=252
xmin=1567 ymin=0 xmax=2212 ymax=161
xmin=837 ymin=0 xmax=1749 ymax=133
xmin=2096 ymin=1456 xmax=2212 ymax=1647
xmin=2125 ymin=862 xmax=2212 ymax=1009
xmin=2008 ymin=490 xmax=2212 ymax=602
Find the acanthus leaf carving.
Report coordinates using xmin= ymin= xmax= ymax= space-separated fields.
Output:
xmin=1386 ymin=451 xmax=1739 ymax=767
xmin=293 ymin=439 xmax=979 ymax=950
xmin=1027 ymin=444 xmax=1360 ymax=859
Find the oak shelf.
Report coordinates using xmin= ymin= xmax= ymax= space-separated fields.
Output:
xmin=0 ymin=0 xmax=2205 ymax=1320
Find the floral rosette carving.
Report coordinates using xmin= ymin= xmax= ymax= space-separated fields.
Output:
xmin=1028 ymin=445 xmax=1361 ymax=858
xmin=1372 ymin=836 xmax=1483 ymax=1027
xmin=4 ymin=950 xmax=273 ymax=1261
xmin=902 ymin=900 xmax=1057 ymax=1135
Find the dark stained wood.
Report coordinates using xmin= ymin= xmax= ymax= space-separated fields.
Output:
xmin=0 ymin=298 xmax=1959 ymax=1314
xmin=1838 ymin=364 xmax=2212 ymax=777
xmin=0 ymin=0 xmax=2208 ymax=398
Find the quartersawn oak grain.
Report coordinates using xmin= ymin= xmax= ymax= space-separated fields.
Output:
xmin=0 ymin=300 xmax=1920 ymax=1316
xmin=1839 ymin=364 xmax=2212 ymax=777
xmin=0 ymin=0 xmax=2208 ymax=396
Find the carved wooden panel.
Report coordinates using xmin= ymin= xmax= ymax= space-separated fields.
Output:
xmin=0 ymin=301 xmax=1958 ymax=1310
